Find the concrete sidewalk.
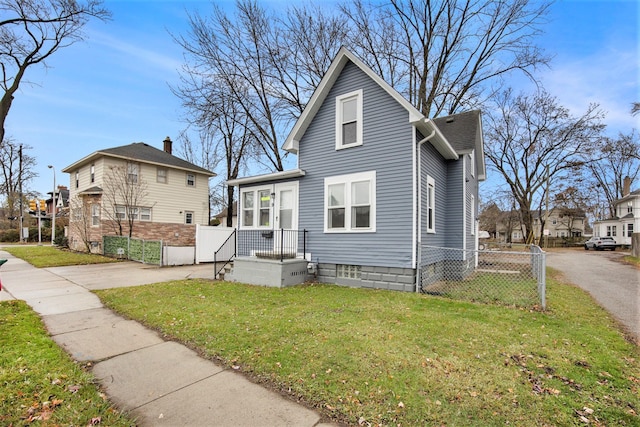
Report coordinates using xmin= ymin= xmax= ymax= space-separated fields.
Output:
xmin=0 ymin=253 xmax=333 ymax=426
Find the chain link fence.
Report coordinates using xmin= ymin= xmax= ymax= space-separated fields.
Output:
xmin=419 ymin=245 xmax=546 ymax=309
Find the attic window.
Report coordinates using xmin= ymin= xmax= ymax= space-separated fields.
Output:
xmin=335 ymin=90 xmax=363 ymax=150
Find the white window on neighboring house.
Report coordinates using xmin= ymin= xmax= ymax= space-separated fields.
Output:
xmin=426 ymin=175 xmax=435 ymax=233
xmin=324 ymin=171 xmax=376 ymax=233
xmin=129 ymin=207 xmax=139 ymax=220
xmin=127 ymin=163 xmax=138 ymax=184
xmin=335 ymin=90 xmax=363 ymax=150
xmin=185 ymin=211 xmax=194 ymax=224
xmin=140 ymin=207 xmax=152 ymax=221
xmin=552 ymin=218 xmax=557 ymax=225
xmin=612 ymin=225 xmax=617 ymax=236
xmin=90 ymin=164 xmax=95 ymax=183
xmin=75 ymin=171 xmax=79 ymax=189
xmin=115 ymin=205 xmax=126 ymax=220
xmin=91 ymin=204 xmax=100 ymax=226
xmin=157 ymin=168 xmax=167 ymax=184
xmin=628 ymin=224 xmax=634 ymax=237
xmin=186 ymin=173 xmax=195 ymax=187
xmin=628 ymin=201 xmax=633 ymax=214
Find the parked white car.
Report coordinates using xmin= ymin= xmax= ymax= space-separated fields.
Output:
xmin=584 ymin=236 xmax=616 ymax=251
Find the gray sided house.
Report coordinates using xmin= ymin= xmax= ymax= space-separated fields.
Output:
xmin=227 ymin=47 xmax=486 ymax=291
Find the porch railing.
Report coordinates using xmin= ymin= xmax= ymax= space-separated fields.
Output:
xmin=237 ymin=229 xmax=308 ymax=262
xmin=214 ymin=229 xmax=236 ymax=278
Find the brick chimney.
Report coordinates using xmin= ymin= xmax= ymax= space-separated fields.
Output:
xmin=623 ymin=176 xmax=631 ymax=197
xmin=163 ymin=136 xmax=172 ymax=155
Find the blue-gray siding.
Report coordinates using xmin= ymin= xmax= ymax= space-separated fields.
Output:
xmin=298 ymin=62 xmax=415 ymax=268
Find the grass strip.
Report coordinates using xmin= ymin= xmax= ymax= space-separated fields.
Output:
xmin=96 ymin=270 xmax=639 ymax=426
xmin=2 ymin=246 xmax=118 ymax=268
xmin=0 ymin=300 xmax=134 ymax=426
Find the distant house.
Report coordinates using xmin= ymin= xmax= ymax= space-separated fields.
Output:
xmin=62 ymin=138 xmax=215 ymax=253
xmin=46 ymin=185 xmax=69 ymax=218
xmin=494 ymin=208 xmax=586 ymax=243
xmin=593 ymin=177 xmax=638 ymax=246
xmin=214 ymin=202 xmax=238 ymax=227
xmin=226 ymin=48 xmax=485 ymax=291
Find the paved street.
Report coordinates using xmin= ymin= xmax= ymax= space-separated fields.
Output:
xmin=546 ymin=248 xmax=640 ymax=344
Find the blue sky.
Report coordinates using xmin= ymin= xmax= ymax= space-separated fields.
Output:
xmin=5 ymin=0 xmax=639 ymax=197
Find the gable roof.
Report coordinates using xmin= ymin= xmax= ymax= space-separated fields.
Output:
xmin=282 ymin=47 xmax=458 ymax=160
xmin=433 ymin=110 xmax=486 ymax=180
xmin=62 ymin=142 xmax=216 ymax=176
xmin=616 ymin=188 xmax=640 ymax=204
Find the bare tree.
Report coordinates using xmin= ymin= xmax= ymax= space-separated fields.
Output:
xmin=174 ymin=0 xmax=346 ymax=176
xmin=0 ymin=139 xmax=36 ymax=218
xmin=101 ymin=162 xmax=150 ymax=238
xmin=585 ymin=131 xmax=640 ymax=218
xmin=68 ymin=194 xmax=92 ymax=251
xmin=0 ymin=0 xmax=110 ymax=143
xmin=484 ymin=88 xmax=605 ymax=243
xmin=340 ymin=0 xmax=552 ymax=117
xmin=632 ymin=102 xmax=640 ymax=116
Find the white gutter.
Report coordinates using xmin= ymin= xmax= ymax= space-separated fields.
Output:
xmin=415 ymin=127 xmax=437 ymax=293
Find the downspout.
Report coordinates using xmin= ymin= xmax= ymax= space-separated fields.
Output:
xmin=415 ymin=123 xmax=436 ymax=293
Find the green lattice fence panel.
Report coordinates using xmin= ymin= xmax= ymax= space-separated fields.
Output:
xmin=142 ymin=240 xmax=162 ymax=265
xmin=103 ymin=236 xmax=129 ymax=258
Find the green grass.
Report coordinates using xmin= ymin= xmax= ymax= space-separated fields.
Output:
xmin=0 ymin=300 xmax=135 ymax=426
xmin=623 ymin=255 xmax=640 ymax=268
xmin=95 ymin=271 xmax=640 ymax=426
xmin=2 ymin=245 xmax=118 ymax=268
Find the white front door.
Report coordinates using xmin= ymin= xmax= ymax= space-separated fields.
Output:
xmin=274 ymin=182 xmax=298 ymax=255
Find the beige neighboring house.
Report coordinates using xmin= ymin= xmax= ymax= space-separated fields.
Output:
xmin=593 ymin=177 xmax=639 ymax=246
xmin=62 ymin=138 xmax=215 ymax=252
xmin=495 ymin=207 xmax=586 ymax=243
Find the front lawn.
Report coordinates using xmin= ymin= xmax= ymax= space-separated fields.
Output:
xmin=0 ymin=300 xmax=135 ymax=425
xmin=2 ymin=246 xmax=118 ymax=268
xmin=96 ymin=270 xmax=640 ymax=426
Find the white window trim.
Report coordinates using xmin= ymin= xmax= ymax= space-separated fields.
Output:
xmin=469 ymin=150 xmax=475 ymax=177
xmin=157 ymin=168 xmax=168 ymax=184
xmin=335 ymin=89 xmax=363 ymax=150
xmin=91 ymin=204 xmax=100 ymax=227
xmin=324 ymin=170 xmax=376 ymax=233
xmin=186 ymin=173 xmax=196 ymax=187
xmin=470 ymin=194 xmax=475 ymax=235
xmin=240 ymin=185 xmax=273 ymax=229
xmin=185 ymin=210 xmax=194 ymax=224
xmin=426 ymin=175 xmax=436 ymax=233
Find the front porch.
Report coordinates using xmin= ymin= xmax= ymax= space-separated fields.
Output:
xmin=215 ymin=229 xmax=313 ymax=287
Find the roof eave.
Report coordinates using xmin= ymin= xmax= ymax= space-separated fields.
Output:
xmin=283 ymin=47 xmax=425 ymax=154
xmin=226 ymin=169 xmax=306 ymax=186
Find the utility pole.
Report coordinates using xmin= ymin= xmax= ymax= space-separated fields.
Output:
xmin=19 ymin=144 xmax=24 ymax=243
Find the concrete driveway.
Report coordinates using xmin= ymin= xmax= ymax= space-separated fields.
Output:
xmin=43 ymin=261 xmax=216 ymax=290
xmin=546 ymin=249 xmax=640 ymax=344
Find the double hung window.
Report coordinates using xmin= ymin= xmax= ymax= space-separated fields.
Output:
xmin=241 ymin=187 xmax=272 ymax=228
xmin=335 ymin=90 xmax=363 ymax=150
xmin=426 ymin=175 xmax=435 ymax=233
xmin=325 ymin=171 xmax=375 ymax=232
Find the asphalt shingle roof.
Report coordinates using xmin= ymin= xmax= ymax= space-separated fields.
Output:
xmin=97 ymin=143 xmax=214 ymax=175
xmin=433 ymin=110 xmax=481 ymax=153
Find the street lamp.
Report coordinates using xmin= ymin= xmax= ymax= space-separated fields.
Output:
xmin=47 ymin=165 xmax=56 ymax=245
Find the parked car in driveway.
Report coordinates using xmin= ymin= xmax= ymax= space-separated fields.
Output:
xmin=584 ymin=236 xmax=617 ymax=251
